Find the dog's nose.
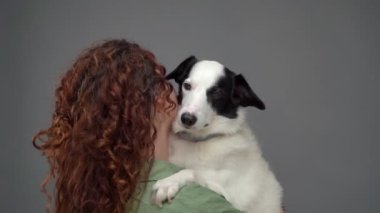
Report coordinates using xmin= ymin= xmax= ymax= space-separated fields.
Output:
xmin=181 ymin=112 xmax=197 ymax=127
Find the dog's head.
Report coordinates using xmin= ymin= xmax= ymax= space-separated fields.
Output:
xmin=167 ymin=56 xmax=265 ymax=138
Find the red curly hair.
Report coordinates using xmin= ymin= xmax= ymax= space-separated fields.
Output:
xmin=33 ymin=39 xmax=175 ymax=213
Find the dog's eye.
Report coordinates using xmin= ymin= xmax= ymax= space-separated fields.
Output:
xmin=213 ymin=88 xmax=223 ymax=94
xmin=208 ymin=87 xmax=225 ymax=99
xmin=183 ymin=82 xmax=192 ymax=91
xmin=211 ymin=88 xmax=223 ymax=96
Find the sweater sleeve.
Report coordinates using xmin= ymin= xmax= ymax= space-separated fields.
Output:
xmin=130 ymin=160 xmax=242 ymax=213
xmin=133 ymin=182 xmax=242 ymax=213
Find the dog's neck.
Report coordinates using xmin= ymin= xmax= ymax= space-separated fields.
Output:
xmin=176 ymin=131 xmax=226 ymax=142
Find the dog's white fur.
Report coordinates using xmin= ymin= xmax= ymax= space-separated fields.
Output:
xmin=153 ymin=60 xmax=283 ymax=213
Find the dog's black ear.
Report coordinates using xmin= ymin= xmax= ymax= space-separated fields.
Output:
xmin=233 ymin=74 xmax=265 ymax=110
xmin=166 ymin=56 xmax=198 ymax=83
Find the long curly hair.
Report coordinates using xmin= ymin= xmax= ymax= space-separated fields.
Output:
xmin=33 ymin=39 xmax=175 ymax=213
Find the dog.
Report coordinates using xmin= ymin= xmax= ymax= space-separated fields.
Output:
xmin=152 ymin=56 xmax=283 ymax=213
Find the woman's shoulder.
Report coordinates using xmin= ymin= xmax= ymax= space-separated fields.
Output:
xmin=131 ymin=160 xmax=241 ymax=213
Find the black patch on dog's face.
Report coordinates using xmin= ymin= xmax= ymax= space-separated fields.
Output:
xmin=207 ymin=68 xmax=266 ymax=119
xmin=206 ymin=68 xmax=239 ymax=118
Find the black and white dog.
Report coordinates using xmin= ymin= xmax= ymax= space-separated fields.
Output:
xmin=153 ymin=56 xmax=283 ymax=213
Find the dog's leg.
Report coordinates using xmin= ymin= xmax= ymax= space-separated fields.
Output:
xmin=152 ymin=169 xmax=195 ymax=207
xmin=200 ymin=180 xmax=230 ymax=201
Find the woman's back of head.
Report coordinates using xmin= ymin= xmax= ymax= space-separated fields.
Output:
xmin=33 ymin=39 xmax=175 ymax=213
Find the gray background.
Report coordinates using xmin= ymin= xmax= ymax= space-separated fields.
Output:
xmin=1 ymin=1 xmax=379 ymax=212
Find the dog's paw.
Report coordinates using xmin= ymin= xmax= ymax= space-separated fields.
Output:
xmin=152 ymin=177 xmax=180 ymax=207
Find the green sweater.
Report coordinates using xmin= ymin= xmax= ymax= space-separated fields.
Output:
xmin=131 ymin=160 xmax=241 ymax=213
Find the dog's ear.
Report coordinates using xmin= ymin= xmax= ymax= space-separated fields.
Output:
xmin=232 ymin=74 xmax=265 ymax=110
xmin=166 ymin=56 xmax=198 ymax=83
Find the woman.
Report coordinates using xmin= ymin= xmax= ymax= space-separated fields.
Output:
xmin=33 ymin=39 xmax=240 ymax=213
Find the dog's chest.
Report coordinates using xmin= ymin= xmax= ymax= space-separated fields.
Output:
xmin=168 ymin=135 xmax=226 ymax=169
xmin=168 ymin=133 xmax=252 ymax=171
